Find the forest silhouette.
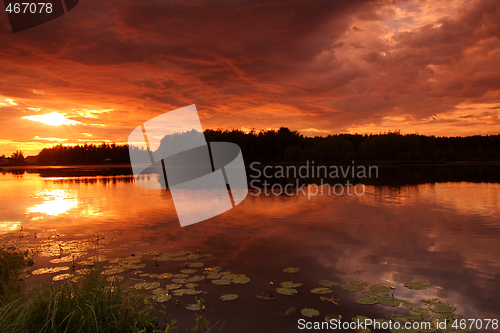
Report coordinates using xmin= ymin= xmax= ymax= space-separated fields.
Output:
xmin=32 ymin=128 xmax=500 ymax=166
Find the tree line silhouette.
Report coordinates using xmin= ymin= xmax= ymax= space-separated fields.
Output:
xmin=29 ymin=128 xmax=500 ymax=165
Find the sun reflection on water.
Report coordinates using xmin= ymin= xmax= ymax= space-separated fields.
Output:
xmin=27 ymin=189 xmax=78 ymax=216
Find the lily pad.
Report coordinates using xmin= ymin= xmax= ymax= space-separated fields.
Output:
xmin=320 ymin=296 xmax=339 ymax=305
xmin=429 ymin=301 xmax=456 ymax=313
xmin=153 ymin=294 xmax=172 ymax=302
xmin=276 ymin=287 xmax=298 ymax=296
xmin=340 ymin=284 xmax=364 ymax=292
xmin=173 ymin=273 xmax=189 ymax=279
xmin=404 ymin=279 xmax=430 ymax=290
xmin=188 ymin=275 xmax=205 ymax=282
xmin=134 ymin=282 xmax=160 ymax=290
xmin=255 ymin=294 xmax=275 ymax=300
xmin=211 ymin=279 xmax=231 ymax=285
xmin=205 ymin=273 xmax=222 ymax=280
xmin=172 ymin=278 xmax=188 ymax=284
xmin=301 ymin=308 xmax=320 ymax=318
xmin=180 ymin=269 xmax=197 ymax=274
xmin=232 ymin=276 xmax=251 ymax=284
xmin=311 ymin=287 xmax=333 ymax=294
xmin=281 ymin=281 xmax=303 ymax=288
xmin=378 ymin=297 xmax=403 ymax=307
xmin=325 ymin=314 xmax=342 ymax=322
xmin=186 ymin=262 xmax=204 ymax=268
xmin=319 ymin=279 xmax=339 ymax=287
xmin=221 ymin=274 xmax=238 ymax=280
xmin=185 ymin=283 xmax=198 ymax=288
xmin=370 ymin=284 xmax=392 ymax=293
xmin=350 ymin=279 xmax=369 ymax=287
xmin=355 ymin=296 xmax=379 ymax=305
xmin=186 ymin=303 xmax=205 ymax=310
xmin=220 ymin=294 xmax=239 ymax=301
xmin=283 ymin=267 xmax=300 ymax=273
xmin=283 ymin=306 xmax=296 ymax=317
xmin=157 ymin=273 xmax=173 ymax=279
xmin=164 ymin=283 xmax=183 ymax=290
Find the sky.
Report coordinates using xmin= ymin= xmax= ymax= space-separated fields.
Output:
xmin=0 ymin=0 xmax=499 ymax=156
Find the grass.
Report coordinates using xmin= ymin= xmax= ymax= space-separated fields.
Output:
xmin=0 ymin=246 xmax=221 ymax=333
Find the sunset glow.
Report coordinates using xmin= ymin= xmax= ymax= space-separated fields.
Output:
xmin=23 ymin=112 xmax=80 ymax=126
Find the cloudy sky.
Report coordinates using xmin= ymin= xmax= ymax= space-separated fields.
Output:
xmin=1 ymin=0 xmax=499 ymax=156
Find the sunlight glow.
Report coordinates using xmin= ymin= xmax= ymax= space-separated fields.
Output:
xmin=23 ymin=112 xmax=80 ymax=126
xmin=27 ymin=189 xmax=78 ymax=216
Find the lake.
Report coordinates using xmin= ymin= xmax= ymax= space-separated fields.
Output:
xmin=0 ymin=164 xmax=499 ymax=332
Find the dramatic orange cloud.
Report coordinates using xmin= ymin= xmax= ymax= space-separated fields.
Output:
xmin=0 ymin=0 xmax=499 ymax=156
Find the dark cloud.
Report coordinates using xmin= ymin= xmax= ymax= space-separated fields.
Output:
xmin=0 ymin=0 xmax=499 ymax=155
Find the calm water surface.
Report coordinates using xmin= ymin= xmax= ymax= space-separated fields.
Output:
xmin=0 ymin=166 xmax=499 ymax=332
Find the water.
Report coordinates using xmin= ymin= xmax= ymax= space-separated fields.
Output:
xmin=0 ymin=165 xmax=499 ymax=332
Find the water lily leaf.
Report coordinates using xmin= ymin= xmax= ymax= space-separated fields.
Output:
xmin=404 ymin=279 xmax=430 ymax=290
xmin=188 ymin=275 xmax=205 ymax=282
xmin=255 ymin=294 xmax=275 ymax=300
xmin=187 ymin=254 xmax=203 ymax=260
xmin=152 ymin=288 xmax=169 ymax=295
xmin=172 ymin=278 xmax=188 ymax=284
xmin=210 ymin=266 xmax=222 ymax=272
xmin=281 ymin=281 xmax=303 ymax=288
xmin=186 ymin=262 xmax=204 ymax=268
xmin=173 ymin=273 xmax=189 ymax=279
xmin=180 ymin=269 xmax=197 ymax=274
xmin=301 ymin=308 xmax=320 ymax=317
xmin=140 ymin=273 xmax=157 ymax=278
xmin=378 ymin=297 xmax=403 ymax=307
xmin=220 ymin=271 xmax=231 ymax=276
xmin=153 ymin=294 xmax=172 ymax=302
xmin=211 ymin=279 xmax=231 ymax=285
xmin=164 ymin=283 xmax=182 ymax=290
xmin=391 ymin=315 xmax=411 ymax=324
xmin=183 ymin=289 xmax=203 ymax=295
xmin=429 ymin=301 xmax=456 ymax=313
xmin=220 ymin=294 xmax=239 ymax=301
xmin=283 ymin=267 xmax=300 ymax=273
xmin=185 ymin=283 xmax=198 ymax=288
xmin=205 ymin=273 xmax=222 ymax=280
xmin=350 ymin=279 xmax=369 ymax=287
xmin=311 ymin=287 xmax=332 ymax=294
xmin=355 ymin=296 xmax=379 ymax=305
xmin=352 ymin=315 xmax=371 ymax=322
xmin=325 ymin=314 xmax=342 ymax=322
xmin=355 ymin=326 xmax=372 ymax=333
xmin=102 ymin=266 xmax=126 ymax=275
xmin=53 ymin=273 xmax=72 ymax=281
xmin=32 ymin=266 xmax=70 ymax=275
xmin=186 ymin=303 xmax=205 ymax=310
xmin=370 ymin=284 xmax=392 ymax=293
xmin=134 ymin=282 xmax=160 ymax=290
xmin=319 ymin=279 xmax=339 ymax=287
xmin=283 ymin=306 xmax=296 ymax=317
xmin=340 ymin=284 xmax=364 ymax=292
xmin=106 ymin=276 xmax=124 ymax=282
xmin=232 ymin=276 xmax=251 ymax=284
xmin=398 ymin=300 xmax=414 ymax=310
xmin=221 ymin=274 xmax=238 ymax=280
xmin=363 ymin=291 xmax=388 ymax=297
xmin=421 ymin=298 xmax=440 ymax=305
xmin=157 ymin=273 xmax=173 ymax=279
xmin=320 ymin=296 xmax=339 ymax=305
xmin=276 ymin=287 xmax=298 ymax=296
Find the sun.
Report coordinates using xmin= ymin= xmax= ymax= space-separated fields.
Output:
xmin=22 ymin=112 xmax=80 ymax=126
